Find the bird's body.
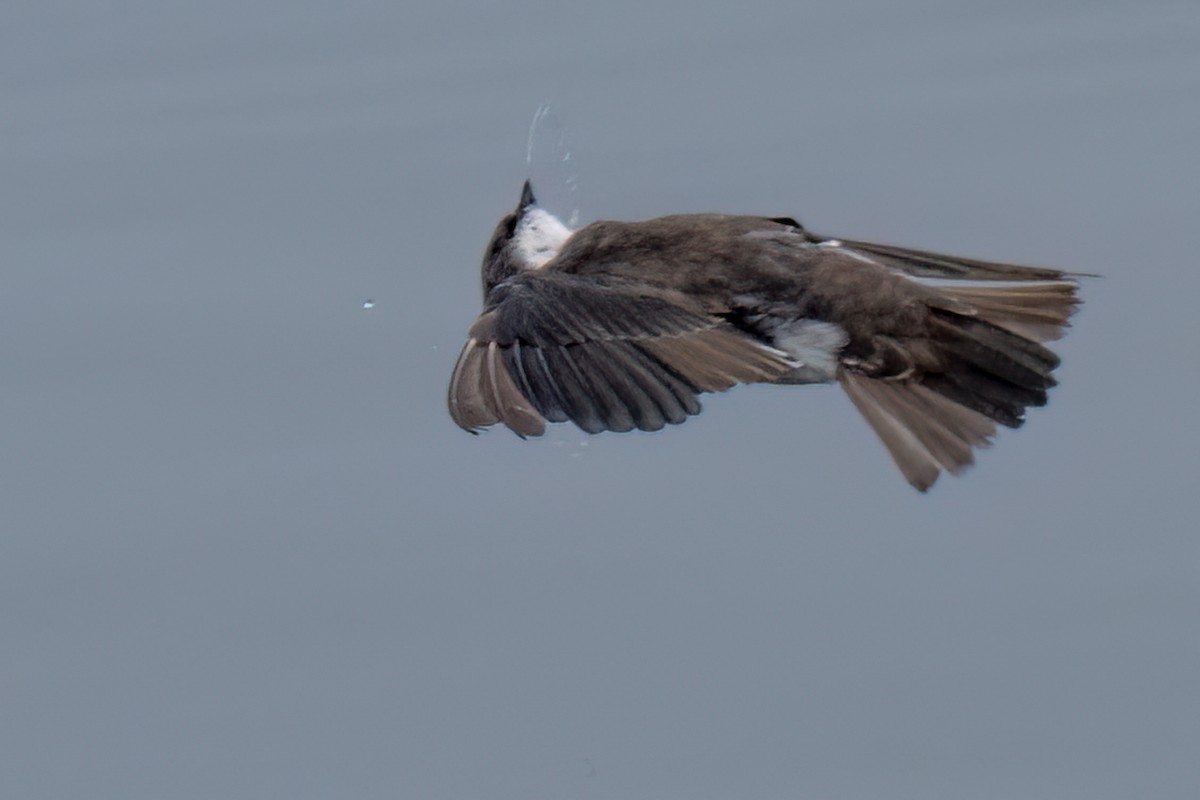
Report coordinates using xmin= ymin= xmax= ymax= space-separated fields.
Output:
xmin=449 ymin=182 xmax=1082 ymax=491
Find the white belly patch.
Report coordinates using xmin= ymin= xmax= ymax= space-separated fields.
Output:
xmin=768 ymin=319 xmax=849 ymax=383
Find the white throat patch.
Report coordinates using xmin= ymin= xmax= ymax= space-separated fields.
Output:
xmin=513 ymin=207 xmax=573 ymax=269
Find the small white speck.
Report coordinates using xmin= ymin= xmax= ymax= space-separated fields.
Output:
xmin=362 ymin=300 xmax=376 ymax=310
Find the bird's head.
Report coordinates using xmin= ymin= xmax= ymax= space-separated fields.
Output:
xmin=480 ymin=180 xmax=572 ymax=295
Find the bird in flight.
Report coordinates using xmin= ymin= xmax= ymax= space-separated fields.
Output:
xmin=448 ymin=181 xmax=1082 ymax=491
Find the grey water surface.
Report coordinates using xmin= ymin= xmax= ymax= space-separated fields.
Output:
xmin=3 ymin=1 xmax=1199 ymax=798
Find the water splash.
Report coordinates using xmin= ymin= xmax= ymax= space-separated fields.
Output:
xmin=525 ymin=103 xmax=552 ymax=166
xmin=525 ymin=102 xmax=581 ymax=228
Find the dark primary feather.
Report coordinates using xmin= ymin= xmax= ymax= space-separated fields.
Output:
xmin=448 ymin=270 xmax=794 ymax=436
xmin=832 ymin=237 xmax=1075 ymax=282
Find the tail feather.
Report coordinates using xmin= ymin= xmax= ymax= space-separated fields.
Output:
xmin=921 ymin=310 xmax=1060 ymax=427
xmin=922 ymin=367 xmax=1044 ymax=429
xmin=842 ymin=278 xmax=1080 ymax=489
xmin=929 ymin=280 xmax=1081 ymax=342
xmin=932 ymin=310 xmax=1060 ymax=379
xmin=841 ymin=371 xmax=996 ymax=491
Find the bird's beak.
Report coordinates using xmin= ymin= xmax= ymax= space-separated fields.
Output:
xmin=518 ymin=180 xmax=537 ymax=213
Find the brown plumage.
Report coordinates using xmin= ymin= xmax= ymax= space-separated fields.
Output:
xmin=448 ymin=182 xmax=1084 ymax=491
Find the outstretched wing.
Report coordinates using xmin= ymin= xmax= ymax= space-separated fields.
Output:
xmin=827 ymin=236 xmax=1076 ymax=282
xmin=448 ymin=271 xmax=796 ymax=436
xmin=808 ymin=236 xmax=1083 ymax=491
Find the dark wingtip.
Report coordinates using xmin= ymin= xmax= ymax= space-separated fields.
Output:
xmin=519 ymin=180 xmax=536 ymax=212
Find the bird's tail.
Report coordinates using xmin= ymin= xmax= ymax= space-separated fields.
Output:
xmin=841 ymin=279 xmax=1081 ymax=491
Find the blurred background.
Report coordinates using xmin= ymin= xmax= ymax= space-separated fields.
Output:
xmin=2 ymin=1 xmax=1198 ymax=798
